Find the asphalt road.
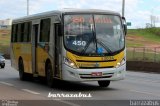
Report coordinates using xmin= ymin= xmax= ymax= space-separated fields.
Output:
xmin=0 ymin=60 xmax=160 ymax=106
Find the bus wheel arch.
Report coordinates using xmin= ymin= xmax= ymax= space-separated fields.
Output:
xmin=45 ymin=59 xmax=54 ymax=87
xmin=18 ymin=57 xmax=26 ymax=80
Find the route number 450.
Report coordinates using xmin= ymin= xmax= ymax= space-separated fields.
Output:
xmin=72 ymin=41 xmax=86 ymax=46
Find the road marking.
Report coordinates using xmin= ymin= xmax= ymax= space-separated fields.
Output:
xmin=22 ymin=89 xmax=40 ymax=95
xmin=130 ymin=90 xmax=160 ymax=97
xmin=53 ymin=99 xmax=80 ymax=106
xmin=0 ymin=81 xmax=14 ymax=87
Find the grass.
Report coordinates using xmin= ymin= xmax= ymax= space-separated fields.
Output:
xmin=126 ymin=28 xmax=160 ymax=48
xmin=0 ymin=36 xmax=10 ymax=44
xmin=127 ymin=28 xmax=160 ymax=62
xmin=127 ymin=29 xmax=160 ymax=43
xmin=0 ymin=29 xmax=11 ymax=55
xmin=126 ymin=42 xmax=144 ymax=47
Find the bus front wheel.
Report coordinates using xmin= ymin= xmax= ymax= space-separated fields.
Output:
xmin=98 ymin=81 xmax=110 ymax=87
xmin=46 ymin=63 xmax=54 ymax=87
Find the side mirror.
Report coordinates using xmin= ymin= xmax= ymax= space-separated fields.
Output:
xmin=122 ymin=17 xmax=127 ymax=36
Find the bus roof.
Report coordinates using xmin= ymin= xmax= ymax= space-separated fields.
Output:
xmin=13 ymin=9 xmax=121 ymax=23
xmin=61 ymin=8 xmax=119 ymax=14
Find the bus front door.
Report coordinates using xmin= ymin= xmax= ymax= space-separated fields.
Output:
xmin=54 ymin=23 xmax=61 ymax=78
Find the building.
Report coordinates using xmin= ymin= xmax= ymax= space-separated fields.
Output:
xmin=0 ymin=19 xmax=12 ymax=29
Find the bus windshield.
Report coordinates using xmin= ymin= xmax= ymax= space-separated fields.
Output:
xmin=64 ymin=14 xmax=124 ymax=56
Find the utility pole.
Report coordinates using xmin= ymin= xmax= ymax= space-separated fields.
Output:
xmin=122 ymin=0 xmax=125 ymax=17
xmin=27 ymin=0 xmax=29 ymax=16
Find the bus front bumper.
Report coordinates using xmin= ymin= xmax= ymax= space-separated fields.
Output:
xmin=62 ymin=64 xmax=126 ymax=82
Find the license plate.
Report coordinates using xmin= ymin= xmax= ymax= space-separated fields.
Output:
xmin=91 ymin=72 xmax=102 ymax=76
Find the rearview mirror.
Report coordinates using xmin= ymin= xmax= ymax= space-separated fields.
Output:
xmin=122 ymin=17 xmax=127 ymax=36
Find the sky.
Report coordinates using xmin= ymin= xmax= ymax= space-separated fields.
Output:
xmin=0 ymin=0 xmax=160 ymax=28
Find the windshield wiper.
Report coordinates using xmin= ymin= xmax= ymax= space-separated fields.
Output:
xmin=80 ymin=35 xmax=95 ymax=54
xmin=96 ymin=39 xmax=112 ymax=54
xmin=80 ymin=22 xmax=96 ymax=55
xmin=80 ymin=38 xmax=113 ymax=55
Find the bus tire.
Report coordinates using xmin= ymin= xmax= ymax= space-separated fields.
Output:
xmin=98 ymin=81 xmax=110 ymax=87
xmin=46 ymin=63 xmax=54 ymax=87
xmin=1 ymin=65 xmax=5 ymax=68
xmin=19 ymin=59 xmax=27 ymax=81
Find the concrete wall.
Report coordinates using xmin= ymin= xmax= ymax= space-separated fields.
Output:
xmin=127 ymin=61 xmax=160 ymax=73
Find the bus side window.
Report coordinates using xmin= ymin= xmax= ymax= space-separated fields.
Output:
xmin=24 ymin=22 xmax=28 ymax=42
xmin=21 ymin=23 xmax=25 ymax=42
xmin=28 ymin=22 xmax=31 ymax=42
xmin=11 ymin=24 xmax=14 ymax=42
xmin=11 ymin=24 xmax=16 ymax=42
xmin=11 ymin=24 xmax=18 ymax=42
xmin=17 ymin=24 xmax=21 ymax=42
xmin=24 ymin=22 xmax=31 ymax=42
xmin=40 ymin=18 xmax=51 ymax=42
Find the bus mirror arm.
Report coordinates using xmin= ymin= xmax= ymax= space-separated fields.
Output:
xmin=122 ymin=17 xmax=127 ymax=36
xmin=124 ymin=24 xmax=127 ymax=36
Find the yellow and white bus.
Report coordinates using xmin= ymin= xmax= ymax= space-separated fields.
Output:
xmin=11 ymin=9 xmax=127 ymax=87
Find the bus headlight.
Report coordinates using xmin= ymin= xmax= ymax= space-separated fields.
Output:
xmin=64 ymin=57 xmax=77 ymax=69
xmin=116 ymin=58 xmax=125 ymax=68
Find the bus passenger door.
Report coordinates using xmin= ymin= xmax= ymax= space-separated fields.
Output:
xmin=31 ymin=23 xmax=39 ymax=76
xmin=54 ymin=23 xmax=61 ymax=78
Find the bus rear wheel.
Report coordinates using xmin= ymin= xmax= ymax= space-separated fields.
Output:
xmin=98 ymin=81 xmax=110 ymax=87
xmin=19 ymin=59 xmax=27 ymax=81
xmin=46 ymin=63 xmax=54 ymax=87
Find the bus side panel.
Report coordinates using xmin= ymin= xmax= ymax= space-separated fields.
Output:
xmin=10 ymin=43 xmax=18 ymax=71
xmin=36 ymin=45 xmax=51 ymax=77
xmin=11 ymin=43 xmax=32 ymax=74
xmin=21 ymin=43 xmax=32 ymax=74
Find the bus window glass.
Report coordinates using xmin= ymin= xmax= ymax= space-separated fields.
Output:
xmin=40 ymin=18 xmax=51 ymax=42
xmin=95 ymin=15 xmax=124 ymax=52
xmin=21 ymin=23 xmax=24 ymax=42
xmin=17 ymin=24 xmax=21 ymax=42
xmin=64 ymin=14 xmax=124 ymax=55
xmin=12 ymin=24 xmax=18 ymax=42
xmin=24 ymin=22 xmax=31 ymax=42
xmin=64 ymin=15 xmax=95 ymax=53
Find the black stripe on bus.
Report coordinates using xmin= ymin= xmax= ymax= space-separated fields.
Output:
xmin=79 ymin=66 xmax=114 ymax=69
xmin=76 ymin=59 xmax=117 ymax=62
xmin=80 ymin=76 xmax=112 ymax=79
